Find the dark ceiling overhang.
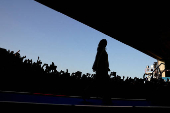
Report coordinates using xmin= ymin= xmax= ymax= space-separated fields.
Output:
xmin=34 ymin=1 xmax=170 ymax=62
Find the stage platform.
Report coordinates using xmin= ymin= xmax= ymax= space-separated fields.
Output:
xmin=0 ymin=90 xmax=157 ymax=106
xmin=1 ymin=90 xmax=170 ymax=111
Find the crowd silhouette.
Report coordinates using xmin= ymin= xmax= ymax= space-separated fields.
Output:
xmin=0 ymin=43 xmax=170 ymax=105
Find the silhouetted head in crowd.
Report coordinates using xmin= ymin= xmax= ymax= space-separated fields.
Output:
xmin=97 ymin=39 xmax=107 ymax=52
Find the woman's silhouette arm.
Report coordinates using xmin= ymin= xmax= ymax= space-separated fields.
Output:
xmin=92 ymin=53 xmax=98 ymax=72
xmin=92 ymin=51 xmax=102 ymax=72
xmin=107 ymin=53 xmax=110 ymax=71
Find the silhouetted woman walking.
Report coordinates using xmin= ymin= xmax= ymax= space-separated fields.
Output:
xmin=83 ymin=39 xmax=111 ymax=105
xmin=92 ymin=39 xmax=110 ymax=80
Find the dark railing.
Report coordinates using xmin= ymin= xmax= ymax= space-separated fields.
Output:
xmin=151 ymin=63 xmax=165 ymax=77
xmin=152 ymin=63 xmax=165 ymax=75
xmin=143 ymin=63 xmax=165 ymax=79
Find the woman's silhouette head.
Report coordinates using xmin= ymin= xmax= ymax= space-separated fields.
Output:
xmin=97 ymin=39 xmax=107 ymax=52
